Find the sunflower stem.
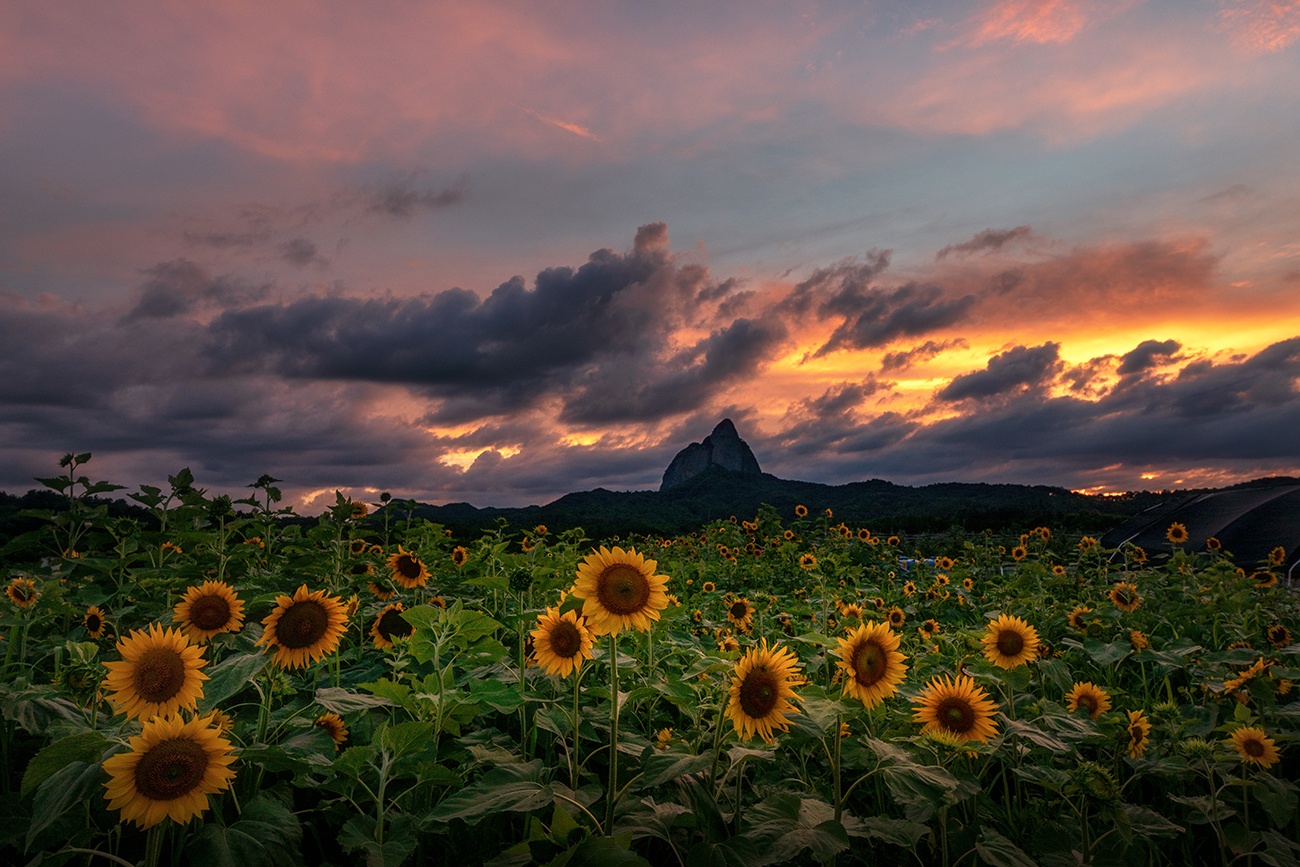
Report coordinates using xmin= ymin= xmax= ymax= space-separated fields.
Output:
xmin=143 ymin=824 xmax=165 ymax=867
xmin=570 ymin=665 xmax=583 ymax=789
xmin=605 ymin=633 xmax=620 ymax=834
xmin=832 ymin=712 xmax=843 ymax=823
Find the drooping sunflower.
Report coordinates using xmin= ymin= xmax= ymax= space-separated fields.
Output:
xmin=370 ymin=603 xmax=414 ymax=649
xmin=727 ymin=598 xmax=755 ymax=633
xmin=257 ymin=585 xmax=348 ymax=669
xmin=1065 ymin=682 xmax=1112 ymax=719
xmin=1125 ymin=709 xmax=1151 ymax=758
xmin=1166 ymin=522 xmax=1189 ymax=545
xmin=530 ymin=607 xmax=594 ymax=678
xmin=1228 ymin=726 xmax=1280 ymax=768
xmin=571 ymin=546 xmax=670 ymax=636
xmin=982 ymin=614 xmax=1040 ymax=670
xmin=102 ymin=713 xmax=237 ymax=829
xmin=315 ymin=712 xmax=349 ymax=749
xmin=386 ymin=546 xmax=429 ymax=589
xmin=5 ymin=577 xmax=37 ymax=609
xmin=84 ymin=605 xmax=107 ymax=639
xmin=1267 ymin=623 xmax=1293 ymax=648
xmin=172 ymin=581 xmax=245 ymax=643
xmin=451 ymin=546 xmax=469 ymax=568
xmin=725 ymin=640 xmax=805 ymax=744
xmin=887 ymin=606 xmax=906 ymax=629
xmin=1109 ymin=582 xmax=1142 ymax=613
xmin=1067 ymin=605 xmax=1092 ymax=630
xmin=1251 ymin=571 xmax=1279 ymax=589
xmin=837 ymin=621 xmax=907 ymax=709
xmin=103 ymin=624 xmax=208 ymax=720
xmin=912 ymin=674 xmax=999 ymax=744
xmin=799 ymin=552 xmax=817 ymax=570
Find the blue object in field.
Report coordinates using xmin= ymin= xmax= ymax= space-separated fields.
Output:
xmin=897 ymin=557 xmax=936 ymax=571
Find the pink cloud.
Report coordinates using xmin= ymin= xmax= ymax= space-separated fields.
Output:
xmin=1221 ymin=0 xmax=1300 ymax=52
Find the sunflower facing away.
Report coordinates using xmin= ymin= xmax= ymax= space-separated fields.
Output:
xmin=1125 ymin=709 xmax=1151 ymax=759
xmin=982 ymin=614 xmax=1040 ymax=670
xmin=837 ymin=621 xmax=907 ymax=709
xmin=727 ymin=598 xmax=755 ymax=633
xmin=315 ymin=712 xmax=350 ymax=749
xmin=913 ymin=674 xmax=1000 ymax=744
xmin=102 ymin=713 xmax=236 ymax=829
xmin=1230 ymin=726 xmax=1281 ymax=768
xmin=173 ymin=581 xmax=245 ymax=643
xmin=84 ymin=605 xmax=107 ymax=639
xmin=725 ymin=640 xmax=805 ymax=744
xmin=1065 ymin=682 xmax=1112 ymax=719
xmin=103 ymin=624 xmax=209 ymax=720
xmin=386 ymin=546 xmax=429 ymax=589
xmin=257 ymin=585 xmax=348 ymax=669
xmin=1109 ymin=582 xmax=1142 ymax=613
xmin=530 ymin=607 xmax=595 ymax=678
xmin=5 ymin=577 xmax=37 ymax=609
xmin=571 ymin=546 xmax=670 ymax=635
xmin=370 ymin=603 xmax=414 ymax=649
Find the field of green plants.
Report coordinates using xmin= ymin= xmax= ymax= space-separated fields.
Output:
xmin=1 ymin=455 xmax=1297 ymax=866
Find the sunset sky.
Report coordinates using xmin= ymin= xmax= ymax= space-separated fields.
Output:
xmin=3 ymin=1 xmax=1300 ymax=510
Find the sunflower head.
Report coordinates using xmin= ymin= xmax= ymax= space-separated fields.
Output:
xmin=1267 ymin=623 xmax=1293 ymax=648
xmin=1129 ymin=630 xmax=1150 ymax=651
xmin=103 ymin=624 xmax=209 ymax=720
xmin=5 ymin=577 xmax=38 ymax=609
xmin=173 ymin=581 xmax=246 ymax=643
xmin=1109 ymin=582 xmax=1142 ymax=613
xmin=887 ymin=606 xmax=906 ymax=629
xmin=1268 ymin=546 xmax=1286 ymax=567
xmin=794 ymin=504 xmax=808 ymax=518
xmin=727 ymin=598 xmax=755 ymax=632
xmin=451 ymin=546 xmax=469 ymax=568
xmin=1227 ymin=726 xmax=1279 ymax=767
xmin=1067 ymin=605 xmax=1092 ymax=630
xmin=370 ymin=603 xmax=414 ymax=649
xmin=837 ymin=621 xmax=907 ymax=709
xmin=102 ymin=713 xmax=237 ymax=828
xmin=799 ymin=553 xmax=817 ymax=571
xmin=386 ymin=546 xmax=429 ymax=589
xmin=1065 ymin=682 xmax=1111 ymax=719
xmin=912 ymin=674 xmax=999 ymax=744
xmin=571 ymin=546 xmax=670 ymax=636
xmin=315 ymin=712 xmax=350 ymax=749
xmin=1011 ymin=545 xmax=1027 ymax=562
xmin=1125 ymin=710 xmax=1151 ymax=759
xmin=725 ymin=640 xmax=805 ymax=743
xmin=982 ymin=614 xmax=1040 ymax=670
xmin=1166 ymin=523 xmax=1189 ymax=545
xmin=530 ymin=607 xmax=594 ymax=678
xmin=257 ymin=585 xmax=348 ymax=669
xmin=84 ymin=605 xmax=107 ymax=639
xmin=1205 ymin=536 xmax=1222 ymax=552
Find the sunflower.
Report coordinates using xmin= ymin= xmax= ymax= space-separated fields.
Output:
xmin=1011 ymin=545 xmax=1027 ymax=562
xmin=103 ymin=624 xmax=208 ymax=720
xmin=1166 ymin=523 xmax=1189 ymax=545
xmin=386 ymin=546 xmax=428 ymax=589
xmin=1124 ymin=709 xmax=1151 ymax=758
xmin=886 ymin=536 xmax=900 ymax=547
xmin=530 ymin=607 xmax=594 ymax=678
xmin=349 ymin=538 xmax=368 ymax=555
xmin=450 ymin=545 xmax=470 ymax=567
xmin=1038 ymin=527 xmax=1052 ymax=542
xmin=1078 ymin=536 xmax=1099 ymax=553
xmin=1129 ymin=545 xmax=1147 ymax=564
xmin=937 ymin=556 xmax=955 ymax=571
xmin=102 ymin=713 xmax=236 ymax=829
xmin=370 ymin=603 xmax=414 ymax=649
xmin=5 ymin=577 xmax=37 ymax=609
xmin=857 ymin=528 xmax=872 ymax=542
xmin=160 ymin=541 xmax=183 ymax=555
xmin=1130 ymin=630 xmax=1150 ymax=651
xmin=84 ymin=605 xmax=107 ymax=639
xmin=912 ymin=674 xmax=999 ymax=744
xmin=1052 ymin=565 xmax=1067 ymax=576
xmin=961 ymin=577 xmax=974 ymax=591
xmin=315 ymin=712 xmax=349 ymax=749
xmin=1268 ymin=546 xmax=1286 ymax=567
xmin=571 ymin=546 xmax=670 ymax=636
xmin=725 ymin=640 xmax=805 ymax=744
xmin=902 ymin=581 xmax=916 ymax=597
xmin=799 ymin=553 xmax=817 ymax=570
xmin=1267 ymin=623 xmax=1293 ymax=648
xmin=1251 ymin=571 xmax=1278 ymax=589
xmin=701 ymin=581 xmax=716 ymax=593
xmin=367 ymin=581 xmax=395 ymax=600
xmin=718 ymin=635 xmax=740 ymax=653
xmin=836 ymin=621 xmax=907 ymax=709
xmin=351 ymin=562 xmax=375 ymax=578
xmin=837 ymin=524 xmax=852 ymax=539
xmin=655 ymin=728 xmax=673 ymax=750
xmin=1226 ymin=726 xmax=1280 ymax=768
xmin=982 ymin=614 xmax=1040 ymax=670
xmin=257 ymin=585 xmax=348 ymax=669
xmin=839 ymin=602 xmax=864 ymax=620
xmin=794 ymin=505 xmax=808 ymax=518
xmin=172 ymin=581 xmax=245 ymax=643
xmin=887 ymin=606 xmax=906 ymax=629
xmin=783 ymin=529 xmax=795 ymax=541
xmin=727 ymin=598 xmax=755 ymax=633
xmin=1205 ymin=536 xmax=1222 ymax=552
xmin=1109 ymin=582 xmax=1142 ymax=613
xmin=1067 ymin=605 xmax=1092 ymax=630
xmin=1065 ymin=682 xmax=1111 ymax=719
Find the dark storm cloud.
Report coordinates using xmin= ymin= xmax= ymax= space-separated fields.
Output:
xmin=365 ymin=178 xmax=462 ymax=218
xmin=817 ymin=282 xmax=977 ymax=355
xmin=937 ymin=342 xmax=1062 ymax=401
xmin=121 ymin=259 xmax=270 ymax=322
xmin=880 ymin=338 xmax=969 ymax=371
xmin=935 ymin=225 xmax=1033 ymax=260
xmin=278 ymin=238 xmax=324 ymax=266
xmin=1116 ymin=338 xmax=1181 ymax=376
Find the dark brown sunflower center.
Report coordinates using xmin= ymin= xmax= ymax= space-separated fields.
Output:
xmin=852 ymin=641 xmax=886 ymax=686
xmin=376 ymin=608 xmax=413 ymax=642
xmin=132 ymin=647 xmax=187 ymax=703
xmin=1243 ymin=738 xmax=1264 ymax=757
xmin=730 ymin=602 xmax=748 ymax=619
xmin=596 ymin=565 xmax=650 ymax=616
xmin=1128 ymin=726 xmax=1145 ymax=745
xmin=12 ymin=585 xmax=32 ymax=602
xmin=86 ymin=614 xmax=102 ymax=632
xmin=738 ymin=667 xmax=780 ymax=718
xmin=1077 ymin=694 xmax=1099 ymax=715
xmin=995 ymin=629 xmax=1025 ymax=657
xmin=134 ymin=737 xmax=208 ymax=800
xmin=548 ymin=621 xmax=582 ymax=659
xmin=276 ymin=600 xmax=328 ymax=649
xmin=890 ymin=612 xmax=904 ymax=626
xmin=189 ymin=595 xmax=232 ymax=631
xmin=395 ymin=555 xmax=421 ymax=579
xmin=936 ymin=698 xmax=975 ymax=734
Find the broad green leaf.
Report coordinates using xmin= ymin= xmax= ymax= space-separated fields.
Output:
xmin=26 ymin=760 xmax=104 ymax=849
xmin=1253 ymin=774 xmax=1299 ymax=828
xmin=641 ymin=751 xmax=711 ymax=787
xmin=976 ymin=829 xmax=1038 ymax=867
xmin=1120 ymin=804 xmax=1184 ymax=838
xmin=315 ymin=686 xmax=396 ymax=713
xmin=1004 ymin=717 xmax=1071 ymax=753
xmin=199 ymin=651 xmax=267 ymax=710
xmin=21 ymin=730 xmax=108 ymax=797
xmin=426 ymin=761 xmax=554 ymax=825
xmin=1083 ymin=638 xmax=1129 ymax=666
xmin=685 ymin=837 xmax=764 ymax=867
xmin=850 ymin=815 xmax=930 ymax=849
xmin=185 ymin=796 xmax=303 ymax=867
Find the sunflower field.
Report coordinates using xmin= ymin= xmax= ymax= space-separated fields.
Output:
xmin=1 ymin=456 xmax=1298 ymax=866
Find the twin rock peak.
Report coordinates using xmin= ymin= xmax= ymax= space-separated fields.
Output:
xmin=660 ymin=419 xmax=762 ymax=491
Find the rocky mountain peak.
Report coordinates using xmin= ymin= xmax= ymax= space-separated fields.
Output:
xmin=660 ymin=419 xmax=762 ymax=491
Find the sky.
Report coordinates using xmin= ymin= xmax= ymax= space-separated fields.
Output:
xmin=3 ymin=1 xmax=1300 ymax=511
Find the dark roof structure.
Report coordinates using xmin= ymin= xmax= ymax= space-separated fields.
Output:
xmin=1100 ymin=479 xmax=1300 ymax=584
